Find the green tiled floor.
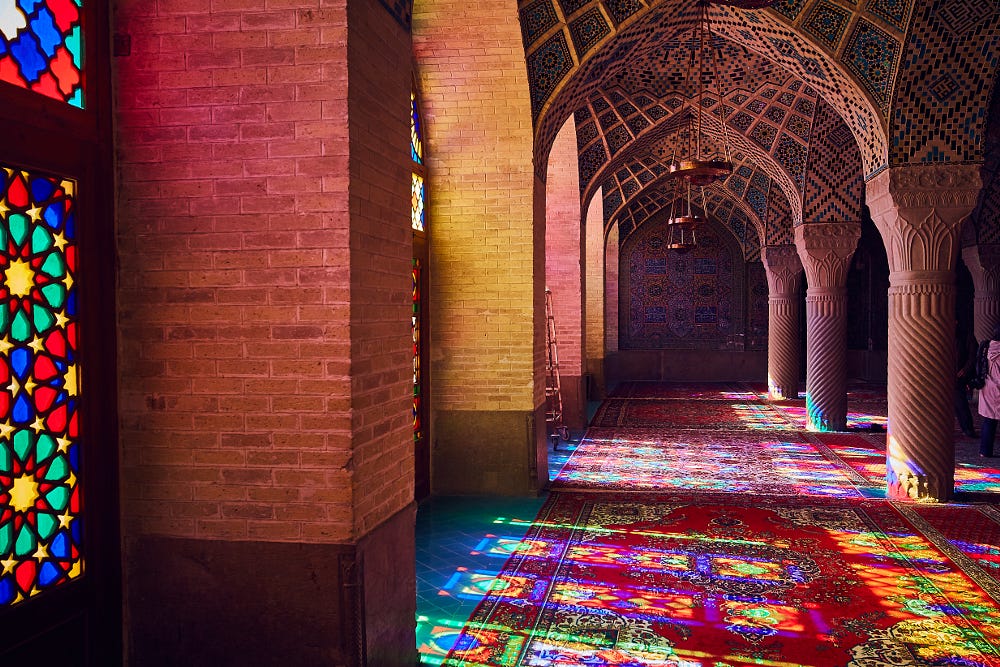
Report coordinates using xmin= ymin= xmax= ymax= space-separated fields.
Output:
xmin=415 ymin=433 xmax=581 ymax=664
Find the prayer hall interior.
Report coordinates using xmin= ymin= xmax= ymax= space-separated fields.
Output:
xmin=2 ymin=0 xmax=1000 ymax=665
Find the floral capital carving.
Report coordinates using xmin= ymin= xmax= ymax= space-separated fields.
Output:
xmin=794 ymin=222 xmax=861 ymax=288
xmin=868 ymin=165 xmax=982 ymax=273
xmin=762 ymin=244 xmax=803 ymax=295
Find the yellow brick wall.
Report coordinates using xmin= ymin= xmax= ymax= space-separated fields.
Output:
xmin=585 ymin=189 xmax=606 ymax=391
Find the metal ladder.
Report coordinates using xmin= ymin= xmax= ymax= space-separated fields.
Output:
xmin=545 ymin=288 xmax=570 ymax=448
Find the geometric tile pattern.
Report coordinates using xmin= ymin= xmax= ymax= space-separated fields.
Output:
xmin=766 ymin=182 xmax=795 ymax=245
xmin=889 ymin=1 xmax=1000 ymax=165
xmin=867 ymin=0 xmax=912 ymax=32
xmin=569 ymin=7 xmax=612 ymax=56
xmin=969 ymin=91 xmax=1000 ymax=245
xmin=521 ymin=0 xmax=561 ymax=47
xmin=843 ymin=19 xmax=901 ymax=111
xmin=802 ymin=1 xmax=851 ymax=50
xmin=803 ymin=99 xmax=863 ymax=223
xmin=526 ymin=30 xmax=574 ymax=118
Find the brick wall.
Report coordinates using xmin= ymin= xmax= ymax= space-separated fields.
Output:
xmin=412 ymin=0 xmax=539 ymax=414
xmin=115 ymin=0 xmax=412 ymax=545
xmin=606 ymin=222 xmax=620 ymax=355
xmin=585 ymin=189 xmax=605 ymax=395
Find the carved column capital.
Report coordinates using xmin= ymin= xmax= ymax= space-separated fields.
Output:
xmin=868 ymin=164 xmax=982 ymax=274
xmin=962 ymin=244 xmax=1000 ymax=292
xmin=762 ymin=244 xmax=803 ymax=296
xmin=794 ymin=222 xmax=861 ymax=289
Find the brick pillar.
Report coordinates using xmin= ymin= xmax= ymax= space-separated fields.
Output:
xmin=585 ymin=189 xmax=606 ymax=398
xmin=869 ymin=164 xmax=982 ymax=501
xmin=795 ymin=223 xmax=861 ymax=431
xmin=413 ymin=0 xmax=546 ymax=495
xmin=962 ymin=244 xmax=1000 ymax=343
xmin=114 ymin=2 xmax=416 ymax=663
xmin=762 ymin=245 xmax=803 ymax=400
xmin=546 ymin=118 xmax=585 ymax=429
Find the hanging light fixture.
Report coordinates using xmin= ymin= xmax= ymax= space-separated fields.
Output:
xmin=664 ymin=0 xmax=775 ymax=250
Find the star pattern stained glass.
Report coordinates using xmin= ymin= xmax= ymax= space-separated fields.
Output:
xmin=0 ymin=166 xmax=82 ymax=608
xmin=0 ymin=0 xmax=84 ymax=108
xmin=412 ymin=173 xmax=425 ymax=233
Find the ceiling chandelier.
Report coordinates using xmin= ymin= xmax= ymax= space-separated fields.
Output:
xmin=664 ymin=0 xmax=776 ymax=251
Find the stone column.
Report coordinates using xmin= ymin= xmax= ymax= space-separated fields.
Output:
xmin=962 ymin=244 xmax=1000 ymax=343
xmin=762 ymin=245 xmax=804 ymax=400
xmin=868 ymin=164 xmax=982 ymax=501
xmin=795 ymin=223 xmax=861 ymax=431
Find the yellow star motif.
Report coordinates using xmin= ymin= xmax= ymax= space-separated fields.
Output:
xmin=54 ymin=311 xmax=69 ymax=328
xmin=0 ymin=420 xmax=14 ymax=440
xmin=68 ymin=560 xmax=82 ymax=578
xmin=56 ymin=435 xmax=72 ymax=453
xmin=12 ymin=592 xmax=23 ymax=605
xmin=58 ymin=511 xmax=74 ymax=529
xmin=52 ymin=231 xmax=68 ymax=251
xmin=1 ymin=556 xmax=17 ymax=575
xmin=30 ymin=416 xmax=45 ymax=434
xmin=4 ymin=258 xmax=35 ymax=297
xmin=22 ymin=377 xmax=36 ymax=395
xmin=9 ymin=474 xmax=39 ymax=512
xmin=6 ymin=376 xmax=19 ymax=395
xmin=65 ymin=364 xmax=78 ymax=397
xmin=0 ymin=337 xmax=12 ymax=355
xmin=60 ymin=179 xmax=75 ymax=197
xmin=33 ymin=543 xmax=49 ymax=562
xmin=61 ymin=273 xmax=74 ymax=291
xmin=28 ymin=336 xmax=45 ymax=353
xmin=0 ymin=198 xmax=8 ymax=217
xmin=26 ymin=205 xmax=42 ymax=222
xmin=65 ymin=471 xmax=77 ymax=489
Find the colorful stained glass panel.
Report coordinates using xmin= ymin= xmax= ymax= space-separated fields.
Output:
xmin=412 ymin=173 xmax=425 ymax=233
xmin=0 ymin=0 xmax=84 ymax=108
xmin=412 ymin=259 xmax=421 ymax=442
xmin=0 ymin=165 xmax=82 ymax=607
xmin=411 ymin=90 xmax=423 ymax=165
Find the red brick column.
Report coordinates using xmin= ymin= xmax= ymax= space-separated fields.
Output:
xmin=585 ymin=190 xmax=606 ymax=398
xmin=115 ymin=1 xmax=415 ymax=663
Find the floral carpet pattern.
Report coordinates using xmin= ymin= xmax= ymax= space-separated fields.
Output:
xmin=443 ymin=492 xmax=1000 ymax=666
xmin=437 ymin=382 xmax=1000 ymax=666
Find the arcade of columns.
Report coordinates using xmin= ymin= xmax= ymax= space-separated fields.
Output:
xmin=761 ymin=163 xmax=987 ymax=503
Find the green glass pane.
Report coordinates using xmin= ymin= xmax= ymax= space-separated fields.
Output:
xmin=33 ymin=306 xmax=55 ymax=335
xmin=68 ymin=25 xmax=83 ymax=69
xmin=0 ymin=225 xmax=7 ymax=250
xmin=15 ymin=525 xmax=37 ymax=557
xmin=45 ymin=487 xmax=69 ymax=512
xmin=37 ymin=513 xmax=57 ymax=541
xmin=31 ymin=226 xmax=54 ymax=254
xmin=36 ymin=435 xmax=56 ymax=463
xmin=11 ymin=309 xmax=32 ymax=342
xmin=8 ymin=214 xmax=29 ymax=247
xmin=12 ymin=431 xmax=31 ymax=463
xmin=0 ymin=443 xmax=9 ymax=472
xmin=40 ymin=283 xmax=66 ymax=310
xmin=0 ymin=306 xmax=8 ymax=335
xmin=0 ymin=523 xmax=10 ymax=555
xmin=44 ymin=456 xmax=68 ymax=482
xmin=40 ymin=253 xmax=66 ymax=279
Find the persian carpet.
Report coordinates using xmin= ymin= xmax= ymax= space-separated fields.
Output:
xmin=608 ymin=382 xmax=761 ymax=401
xmin=551 ymin=427 xmax=872 ymax=498
xmin=901 ymin=503 xmax=1000 ymax=588
xmin=768 ymin=399 xmax=888 ymax=430
xmin=443 ymin=491 xmax=1000 ymax=666
xmin=590 ymin=399 xmax=794 ymax=431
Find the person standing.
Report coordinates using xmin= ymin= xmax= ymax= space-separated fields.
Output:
xmin=955 ymin=323 xmax=977 ymax=437
xmin=978 ymin=325 xmax=1000 ymax=457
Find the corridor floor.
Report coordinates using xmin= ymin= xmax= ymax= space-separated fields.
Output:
xmin=416 ymin=383 xmax=1000 ymax=666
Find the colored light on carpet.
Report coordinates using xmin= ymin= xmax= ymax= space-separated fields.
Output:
xmin=442 ymin=493 xmax=1000 ymax=667
xmin=771 ymin=404 xmax=888 ymax=430
xmin=553 ymin=429 xmax=867 ymax=497
xmin=591 ymin=399 xmax=795 ymax=431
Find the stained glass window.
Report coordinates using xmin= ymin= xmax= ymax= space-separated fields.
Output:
xmin=411 ymin=90 xmax=423 ymax=165
xmin=0 ymin=0 xmax=85 ymax=108
xmin=412 ymin=259 xmax=421 ymax=442
xmin=411 ymin=173 xmax=425 ymax=233
xmin=0 ymin=166 xmax=82 ymax=607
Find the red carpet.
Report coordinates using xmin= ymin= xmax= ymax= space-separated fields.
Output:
xmin=591 ymin=398 xmax=794 ymax=430
xmin=443 ymin=491 xmax=1000 ymax=666
xmin=609 ymin=382 xmax=763 ymax=400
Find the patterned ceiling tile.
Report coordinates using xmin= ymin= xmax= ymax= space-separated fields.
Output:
xmin=776 ymin=91 xmax=796 ymax=107
xmin=866 ymin=0 xmax=911 ymax=32
xmin=607 ymin=124 xmax=634 ymax=155
xmin=526 ymin=31 xmax=574 ymax=118
xmin=558 ymin=0 xmax=592 ymax=15
xmin=794 ymin=98 xmax=816 ymax=116
xmin=766 ymin=184 xmax=795 ymax=245
xmin=626 ymin=115 xmax=651 ymax=134
xmin=747 ymin=99 xmax=767 ymax=113
xmin=746 ymin=186 xmax=769 ymax=220
xmin=928 ymin=73 xmax=960 ymax=102
xmin=521 ymin=0 xmax=560 ymax=46
xmin=570 ymin=7 xmax=613 ymax=55
xmin=599 ymin=110 xmax=620 ymax=130
xmin=774 ymin=0 xmax=807 ymax=21
xmin=774 ymin=133 xmax=808 ymax=189
xmin=829 ymin=123 xmax=855 ymax=147
xmin=731 ymin=111 xmax=755 ymax=132
xmin=759 ymin=88 xmax=777 ymax=99
xmin=749 ymin=121 xmax=778 ymax=149
xmin=765 ymin=106 xmax=787 ymax=124
xmin=843 ymin=19 xmax=901 ymax=111
xmin=633 ymin=93 xmax=654 ymax=107
xmin=604 ymin=0 xmax=644 ymax=26
xmin=580 ymin=141 xmax=609 ymax=184
xmin=577 ymin=121 xmax=599 ymax=149
xmin=616 ymin=100 xmax=638 ymax=116
xmin=803 ymin=99 xmax=863 ymax=222
xmin=803 ymin=1 xmax=851 ymax=50
xmin=786 ymin=113 xmax=812 ymax=140
xmin=648 ymin=105 xmax=669 ymax=120
xmin=603 ymin=188 xmax=624 ymax=216
xmin=728 ymin=175 xmax=748 ymax=196
xmin=934 ymin=1 xmax=993 ymax=36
